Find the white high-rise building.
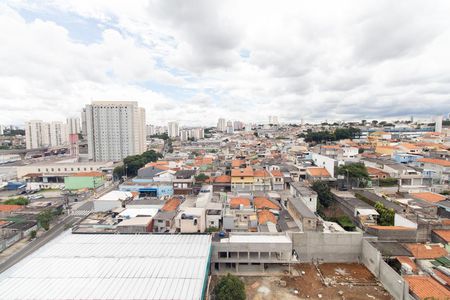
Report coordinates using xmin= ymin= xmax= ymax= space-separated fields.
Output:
xmin=269 ymin=116 xmax=279 ymax=125
xmin=180 ymin=129 xmax=190 ymax=142
xmin=25 ymin=120 xmax=51 ymax=149
xmin=0 ymin=125 xmax=4 ymax=135
xmin=49 ymin=121 xmax=68 ymax=147
xmin=233 ymin=121 xmax=244 ymax=131
xmin=226 ymin=121 xmax=234 ymax=134
xmin=66 ymin=117 xmax=81 ymax=135
xmin=217 ymin=118 xmax=226 ymax=132
xmin=191 ymin=128 xmax=205 ymax=140
xmin=168 ymin=122 xmax=179 ymax=138
xmin=84 ymin=101 xmax=146 ymax=161
xmin=146 ymin=124 xmax=155 ymax=136
xmin=435 ymin=115 xmax=443 ymax=133
xmin=81 ymin=108 xmax=87 ymax=137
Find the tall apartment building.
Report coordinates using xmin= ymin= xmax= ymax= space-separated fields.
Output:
xmin=66 ymin=117 xmax=81 ymax=135
xmin=168 ymin=122 xmax=179 ymax=138
xmin=25 ymin=120 xmax=50 ymax=149
xmin=269 ymin=116 xmax=279 ymax=125
xmin=49 ymin=121 xmax=68 ymax=147
xmin=217 ymin=118 xmax=226 ymax=132
xmin=81 ymin=108 xmax=87 ymax=137
xmin=435 ymin=115 xmax=443 ymax=133
xmin=84 ymin=101 xmax=146 ymax=161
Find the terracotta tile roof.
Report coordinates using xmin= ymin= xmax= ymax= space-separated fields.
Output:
xmin=321 ymin=145 xmax=340 ymax=149
xmin=254 ymin=197 xmax=280 ymax=210
xmin=368 ymin=226 xmax=415 ymax=231
xmin=229 ymin=197 xmax=251 ymax=209
xmin=0 ymin=205 xmax=23 ymax=212
xmin=404 ymin=275 xmax=450 ymax=299
xmin=411 ymin=192 xmax=447 ymax=203
xmin=0 ymin=220 xmax=9 ymax=226
xmin=435 ymin=269 xmax=450 ymax=286
xmin=213 ymin=175 xmax=231 ymax=183
xmin=231 ymin=167 xmax=254 ymax=177
xmin=396 ymin=256 xmax=417 ymax=272
xmin=306 ymin=167 xmax=331 ymax=177
xmin=366 ymin=167 xmax=389 ymax=176
xmin=231 ymin=159 xmax=245 ymax=168
xmin=270 ymin=170 xmax=283 ymax=177
xmin=404 ymin=243 xmax=448 ymax=259
xmin=161 ymin=198 xmax=181 ymax=211
xmin=253 ymin=169 xmax=269 ymax=177
xmin=145 ymin=161 xmax=168 ymax=167
xmin=399 ymin=143 xmax=420 ymax=150
xmin=73 ymin=171 xmax=103 ymax=177
xmin=417 ymin=158 xmax=450 ymax=167
xmin=195 ymin=157 xmax=213 ymax=166
xmin=433 ymin=230 xmax=450 ymax=243
xmin=441 ymin=219 xmax=450 ymax=225
xmin=257 ymin=210 xmax=277 ymax=225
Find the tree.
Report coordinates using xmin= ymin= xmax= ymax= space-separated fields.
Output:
xmin=195 ymin=173 xmax=209 ymax=182
xmin=374 ymin=202 xmax=394 ymax=226
xmin=311 ymin=181 xmax=333 ymax=208
xmin=3 ymin=197 xmax=28 ymax=205
xmin=215 ymin=274 xmax=246 ymax=300
xmin=337 ymin=163 xmax=370 ymax=188
xmin=115 ymin=150 xmax=163 ymax=178
xmin=37 ymin=209 xmax=55 ymax=231
xmin=30 ymin=230 xmax=37 ymax=239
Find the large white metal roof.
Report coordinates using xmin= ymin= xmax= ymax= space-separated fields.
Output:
xmin=0 ymin=233 xmax=211 ymax=300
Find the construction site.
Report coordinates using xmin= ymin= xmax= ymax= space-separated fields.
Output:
xmin=211 ymin=263 xmax=393 ymax=300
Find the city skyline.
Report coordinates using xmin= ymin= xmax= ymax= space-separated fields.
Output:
xmin=1 ymin=1 xmax=450 ymax=125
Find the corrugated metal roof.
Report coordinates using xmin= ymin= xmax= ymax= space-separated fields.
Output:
xmin=0 ymin=232 xmax=211 ymax=300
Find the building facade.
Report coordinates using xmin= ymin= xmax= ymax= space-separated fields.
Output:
xmin=84 ymin=101 xmax=146 ymax=161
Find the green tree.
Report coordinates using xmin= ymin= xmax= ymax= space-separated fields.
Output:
xmin=30 ymin=230 xmax=37 ymax=239
xmin=37 ymin=209 xmax=55 ymax=231
xmin=3 ymin=197 xmax=28 ymax=205
xmin=311 ymin=181 xmax=333 ymax=208
xmin=195 ymin=173 xmax=209 ymax=182
xmin=215 ymin=273 xmax=246 ymax=300
xmin=374 ymin=202 xmax=395 ymax=226
xmin=337 ymin=163 xmax=370 ymax=188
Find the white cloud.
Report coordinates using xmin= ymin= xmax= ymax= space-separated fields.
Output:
xmin=1 ymin=0 xmax=450 ymax=126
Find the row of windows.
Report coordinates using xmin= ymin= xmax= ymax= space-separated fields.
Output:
xmin=37 ymin=167 xmax=95 ymax=172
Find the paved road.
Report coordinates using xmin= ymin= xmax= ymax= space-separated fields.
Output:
xmin=0 ymin=215 xmax=81 ymax=274
xmin=0 ymin=181 xmax=118 ymax=274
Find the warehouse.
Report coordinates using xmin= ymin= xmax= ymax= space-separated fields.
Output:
xmin=0 ymin=232 xmax=212 ymax=300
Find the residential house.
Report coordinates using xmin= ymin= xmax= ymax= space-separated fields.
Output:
xmin=253 ymin=169 xmax=271 ymax=191
xmin=173 ymin=170 xmax=196 ymax=195
xmin=270 ymin=169 xmax=284 ymax=190
xmin=416 ymin=158 xmax=450 ymax=185
xmin=289 ymin=181 xmax=318 ymax=213
xmin=286 ymin=197 xmax=318 ymax=231
xmin=231 ymin=167 xmax=254 ymax=192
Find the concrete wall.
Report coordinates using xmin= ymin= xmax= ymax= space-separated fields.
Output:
xmin=291 ymin=231 xmax=363 ymax=262
xmin=361 ymin=239 xmax=411 ymax=300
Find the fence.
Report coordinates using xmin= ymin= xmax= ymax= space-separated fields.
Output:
xmin=361 ymin=239 xmax=413 ymax=300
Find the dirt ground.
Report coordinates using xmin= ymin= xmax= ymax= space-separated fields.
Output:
xmin=212 ymin=263 xmax=393 ymax=300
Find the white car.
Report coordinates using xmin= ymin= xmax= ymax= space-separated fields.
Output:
xmin=28 ymin=194 xmax=44 ymax=200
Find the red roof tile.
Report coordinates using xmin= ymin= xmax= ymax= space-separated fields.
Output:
xmin=229 ymin=197 xmax=251 ymax=209
xmin=404 ymin=275 xmax=450 ymax=299
xmin=254 ymin=197 xmax=280 ymax=210
xmin=404 ymin=243 xmax=448 ymax=259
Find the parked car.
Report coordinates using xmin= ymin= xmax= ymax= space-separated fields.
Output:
xmin=28 ymin=194 xmax=44 ymax=200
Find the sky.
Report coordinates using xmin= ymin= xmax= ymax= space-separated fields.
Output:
xmin=1 ymin=0 xmax=450 ymax=126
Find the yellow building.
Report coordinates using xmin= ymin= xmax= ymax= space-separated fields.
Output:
xmin=231 ymin=167 xmax=254 ymax=192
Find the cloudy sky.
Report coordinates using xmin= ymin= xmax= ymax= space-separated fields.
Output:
xmin=1 ymin=0 xmax=450 ymax=126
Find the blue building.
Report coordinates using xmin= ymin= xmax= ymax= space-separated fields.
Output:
xmin=393 ymin=153 xmax=423 ymax=164
xmin=119 ymin=179 xmax=173 ymax=197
